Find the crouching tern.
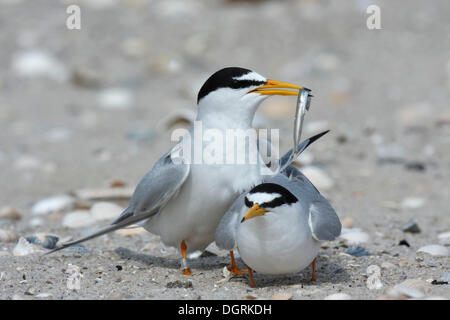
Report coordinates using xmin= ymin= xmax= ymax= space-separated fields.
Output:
xmin=47 ymin=67 xmax=309 ymax=275
xmin=215 ymin=131 xmax=341 ymax=287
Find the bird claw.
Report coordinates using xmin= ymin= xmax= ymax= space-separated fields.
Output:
xmin=183 ymin=268 xmax=193 ymax=276
xmin=228 ymin=265 xmax=248 ymax=275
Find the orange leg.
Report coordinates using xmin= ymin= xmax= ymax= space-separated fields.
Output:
xmin=228 ymin=251 xmax=248 ymax=275
xmin=248 ymin=267 xmax=256 ymax=288
xmin=180 ymin=240 xmax=192 ymax=276
xmin=310 ymin=257 xmax=317 ymax=282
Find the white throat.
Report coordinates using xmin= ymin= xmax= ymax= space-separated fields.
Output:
xmin=196 ymin=90 xmax=267 ymax=130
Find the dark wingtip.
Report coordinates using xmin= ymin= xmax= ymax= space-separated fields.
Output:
xmin=307 ymin=130 xmax=330 ymax=144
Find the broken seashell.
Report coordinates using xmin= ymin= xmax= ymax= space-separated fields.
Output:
xmin=13 ymin=237 xmax=42 ymax=256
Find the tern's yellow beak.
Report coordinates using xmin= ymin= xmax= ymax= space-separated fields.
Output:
xmin=241 ymin=203 xmax=269 ymax=222
xmin=248 ymin=79 xmax=303 ymax=96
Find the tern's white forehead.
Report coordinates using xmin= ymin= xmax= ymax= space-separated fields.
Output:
xmin=233 ymin=71 xmax=267 ymax=82
xmin=246 ymin=192 xmax=281 ymax=206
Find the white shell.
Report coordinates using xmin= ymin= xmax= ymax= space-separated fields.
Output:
xmin=31 ymin=195 xmax=76 ymax=216
xmin=417 ymin=244 xmax=449 ymax=257
xmin=366 ymin=265 xmax=383 ymax=290
xmin=324 ymin=293 xmax=352 ymax=300
xmin=90 ymin=202 xmax=124 ymax=221
xmin=13 ymin=237 xmax=41 ymax=256
xmin=62 ymin=210 xmax=96 ymax=229
xmin=340 ymin=231 xmax=370 ymax=245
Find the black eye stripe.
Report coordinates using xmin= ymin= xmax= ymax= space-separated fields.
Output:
xmin=229 ymin=79 xmax=266 ymax=90
xmin=260 ymin=197 xmax=285 ymax=209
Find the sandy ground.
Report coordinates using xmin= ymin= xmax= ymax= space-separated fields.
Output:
xmin=0 ymin=0 xmax=449 ymax=300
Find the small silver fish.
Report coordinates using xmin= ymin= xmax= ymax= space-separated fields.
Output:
xmin=293 ymin=88 xmax=312 ymax=153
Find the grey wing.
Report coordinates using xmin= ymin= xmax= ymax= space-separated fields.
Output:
xmin=215 ymin=193 xmax=247 ymax=250
xmin=113 ymin=143 xmax=190 ymax=224
xmin=46 ymin=143 xmax=190 ymax=255
xmin=308 ymin=196 xmax=341 ymax=241
xmin=272 ymin=166 xmax=341 ymax=242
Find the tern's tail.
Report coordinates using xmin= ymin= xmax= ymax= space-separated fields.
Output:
xmin=44 ymin=223 xmax=127 ymax=255
xmin=44 ymin=207 xmax=156 ymax=255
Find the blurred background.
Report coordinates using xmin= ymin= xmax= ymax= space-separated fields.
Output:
xmin=0 ymin=0 xmax=449 ymax=273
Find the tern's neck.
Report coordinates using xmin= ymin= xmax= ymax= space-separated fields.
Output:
xmin=196 ymin=109 xmax=256 ymax=129
xmin=196 ymin=98 xmax=265 ymax=130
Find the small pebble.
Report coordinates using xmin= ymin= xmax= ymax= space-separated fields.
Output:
xmin=98 ymin=88 xmax=134 ymax=110
xmin=0 ymin=229 xmax=19 ymax=243
xmin=417 ymin=244 xmax=449 ymax=257
xmin=166 ymin=280 xmax=193 ymax=289
xmin=401 ymin=197 xmax=425 ymax=210
xmin=341 ymin=217 xmax=354 ymax=228
xmin=12 ymin=49 xmax=68 ymax=81
xmin=0 ymin=207 xmax=22 ymax=220
xmin=70 ymin=65 xmax=101 ymax=88
xmin=29 ymin=217 xmax=44 ymax=227
xmin=405 ymin=162 xmax=426 ymax=172
xmin=25 ymin=233 xmax=59 ymax=249
xmin=62 ymin=210 xmax=96 ymax=229
xmin=345 ymin=246 xmax=370 ymax=257
xmin=402 ymin=219 xmax=421 ymax=233
xmin=398 ymin=239 xmax=410 ymax=247
xmin=438 ymin=232 xmax=450 ymax=246
xmin=376 ymin=144 xmax=406 ymax=164
xmin=156 ymin=108 xmax=196 ymax=131
xmin=115 ymin=227 xmax=146 ymax=236
xmin=270 ymin=293 xmax=293 ymax=300
xmin=31 ymin=195 xmax=76 ymax=216
xmin=301 ymin=166 xmax=335 ymax=190
xmin=431 ymin=280 xmax=448 ymax=285
xmin=340 ymin=231 xmax=370 ymax=244
xmin=90 ymin=202 xmax=124 ymax=221
xmin=74 ymin=187 xmax=134 ymax=201
xmin=324 ymin=293 xmax=351 ymax=300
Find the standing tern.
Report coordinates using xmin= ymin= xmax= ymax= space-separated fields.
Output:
xmin=47 ymin=67 xmax=307 ymax=276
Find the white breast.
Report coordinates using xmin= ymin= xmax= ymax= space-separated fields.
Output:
xmin=236 ymin=203 xmax=320 ymax=274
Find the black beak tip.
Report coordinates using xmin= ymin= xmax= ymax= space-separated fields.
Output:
xmin=240 ymin=217 xmax=245 ymax=223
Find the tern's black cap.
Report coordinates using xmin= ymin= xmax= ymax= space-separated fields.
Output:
xmin=245 ymin=183 xmax=298 ymax=209
xmin=197 ymin=67 xmax=266 ymax=103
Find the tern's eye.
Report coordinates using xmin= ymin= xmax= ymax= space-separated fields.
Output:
xmin=244 ymin=197 xmax=253 ymax=208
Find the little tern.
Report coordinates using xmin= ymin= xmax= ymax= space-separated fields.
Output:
xmin=215 ymin=131 xmax=341 ymax=287
xmin=47 ymin=67 xmax=307 ymax=275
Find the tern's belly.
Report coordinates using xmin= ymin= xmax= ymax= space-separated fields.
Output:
xmin=236 ymin=213 xmax=320 ymax=274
